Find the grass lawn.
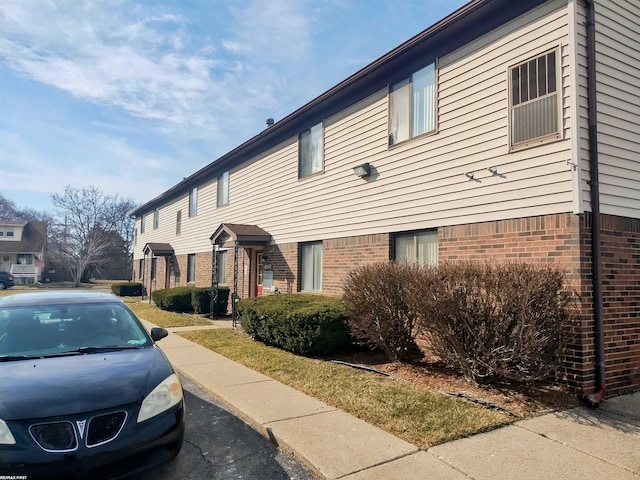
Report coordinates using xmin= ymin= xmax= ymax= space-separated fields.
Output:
xmin=125 ymin=301 xmax=514 ymax=449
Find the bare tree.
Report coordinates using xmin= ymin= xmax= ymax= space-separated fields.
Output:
xmin=0 ymin=193 xmax=53 ymax=223
xmin=49 ymin=186 xmax=137 ymax=287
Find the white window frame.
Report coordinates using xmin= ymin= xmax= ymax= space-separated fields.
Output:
xmin=298 ymin=122 xmax=324 ymax=178
xmin=300 ymin=241 xmax=323 ymax=291
xmin=140 ymin=215 xmax=146 ymax=234
xmin=153 ymin=208 xmax=159 ymax=229
xmin=176 ymin=210 xmax=182 ymax=235
xmin=217 ymin=171 xmax=229 ymax=207
xmin=188 ymin=187 xmax=198 ymax=217
xmin=389 ymin=61 xmax=437 ymax=146
xmin=393 ymin=230 xmax=438 ymax=266
xmin=509 ymin=48 xmax=561 ymax=150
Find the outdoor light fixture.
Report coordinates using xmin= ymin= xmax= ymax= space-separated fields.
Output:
xmin=488 ymin=166 xmax=499 ymax=175
xmin=353 ymin=162 xmax=371 ymax=177
xmin=465 ymin=171 xmax=475 ymax=180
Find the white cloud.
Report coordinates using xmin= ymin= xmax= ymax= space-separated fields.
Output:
xmin=0 ymin=0 xmax=252 ymax=136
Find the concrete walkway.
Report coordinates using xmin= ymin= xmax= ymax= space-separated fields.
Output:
xmin=147 ymin=321 xmax=640 ymax=480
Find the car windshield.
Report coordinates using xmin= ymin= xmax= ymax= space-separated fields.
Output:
xmin=0 ymin=302 xmax=152 ymax=358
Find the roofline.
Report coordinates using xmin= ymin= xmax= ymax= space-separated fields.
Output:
xmin=131 ymin=0 xmax=546 ymax=217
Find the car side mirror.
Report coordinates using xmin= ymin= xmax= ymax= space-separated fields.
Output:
xmin=150 ymin=327 xmax=169 ymax=342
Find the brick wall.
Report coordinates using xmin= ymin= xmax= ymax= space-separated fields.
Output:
xmin=440 ymin=212 xmax=640 ymax=397
xmin=322 ymin=234 xmax=391 ymax=296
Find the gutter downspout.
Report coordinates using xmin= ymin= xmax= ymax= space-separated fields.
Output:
xmin=579 ymin=0 xmax=606 ymax=408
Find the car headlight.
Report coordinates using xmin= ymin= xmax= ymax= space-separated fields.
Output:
xmin=0 ymin=419 xmax=16 ymax=445
xmin=137 ymin=373 xmax=183 ymax=423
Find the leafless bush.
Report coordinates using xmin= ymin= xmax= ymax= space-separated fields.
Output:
xmin=342 ymin=262 xmax=421 ymax=362
xmin=407 ymin=261 xmax=577 ymax=384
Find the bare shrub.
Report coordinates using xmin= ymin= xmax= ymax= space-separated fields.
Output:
xmin=342 ymin=262 xmax=421 ymax=362
xmin=407 ymin=261 xmax=577 ymax=385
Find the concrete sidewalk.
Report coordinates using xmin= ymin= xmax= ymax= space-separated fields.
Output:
xmin=148 ymin=322 xmax=640 ymax=480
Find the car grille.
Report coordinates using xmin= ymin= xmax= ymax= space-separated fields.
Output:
xmin=87 ymin=411 xmax=127 ymax=447
xmin=30 ymin=411 xmax=127 ymax=451
xmin=30 ymin=421 xmax=78 ymax=452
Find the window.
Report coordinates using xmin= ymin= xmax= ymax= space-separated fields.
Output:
xmin=510 ymin=49 xmax=559 ymax=148
xmin=189 ymin=187 xmax=198 ymax=217
xmin=187 ymin=254 xmax=196 ymax=283
xmin=217 ymin=171 xmax=229 ymax=207
xmin=139 ymin=259 xmax=144 ymax=280
xmin=133 ymin=228 xmax=137 ymax=246
xmin=389 ymin=62 xmax=436 ymax=145
xmin=176 ymin=210 xmax=182 ymax=235
xmin=298 ymin=122 xmax=323 ymax=178
xmin=17 ymin=254 xmax=32 ymax=265
xmin=394 ymin=230 xmax=438 ymax=266
xmin=140 ymin=215 xmax=146 ymax=234
xmin=153 ymin=209 xmax=159 ymax=229
xmin=151 ymin=257 xmax=157 ymax=280
xmin=300 ymin=242 xmax=323 ymax=291
xmin=216 ymin=250 xmax=227 ymax=284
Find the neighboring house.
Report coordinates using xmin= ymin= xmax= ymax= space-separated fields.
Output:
xmin=131 ymin=0 xmax=640 ymax=399
xmin=0 ymin=220 xmax=47 ymax=284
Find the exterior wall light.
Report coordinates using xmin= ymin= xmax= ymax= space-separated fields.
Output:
xmin=353 ymin=163 xmax=371 ymax=177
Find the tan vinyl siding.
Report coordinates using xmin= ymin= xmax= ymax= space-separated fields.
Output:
xmin=592 ymin=0 xmax=640 ymax=218
xmin=135 ymin=0 xmax=577 ymax=256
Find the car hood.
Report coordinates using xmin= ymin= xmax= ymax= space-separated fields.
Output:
xmin=0 ymin=346 xmax=174 ymax=420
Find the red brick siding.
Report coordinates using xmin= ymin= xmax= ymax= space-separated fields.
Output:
xmin=322 ymin=234 xmax=391 ymax=296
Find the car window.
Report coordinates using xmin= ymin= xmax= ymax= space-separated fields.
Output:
xmin=0 ymin=302 xmax=152 ymax=357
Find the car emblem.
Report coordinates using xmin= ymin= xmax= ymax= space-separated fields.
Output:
xmin=76 ymin=420 xmax=87 ymax=439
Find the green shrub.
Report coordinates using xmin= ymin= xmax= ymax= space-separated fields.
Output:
xmin=191 ymin=286 xmax=231 ymax=315
xmin=238 ymin=294 xmax=349 ymax=356
xmin=407 ymin=261 xmax=577 ymax=385
xmin=111 ymin=282 xmax=143 ymax=296
xmin=342 ymin=262 xmax=422 ymax=362
xmin=152 ymin=287 xmax=193 ymax=313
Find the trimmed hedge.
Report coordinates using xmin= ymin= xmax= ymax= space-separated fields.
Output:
xmin=192 ymin=286 xmax=230 ymax=315
xmin=238 ymin=294 xmax=350 ymax=356
xmin=111 ymin=282 xmax=143 ymax=296
xmin=152 ymin=287 xmax=193 ymax=313
xmin=151 ymin=286 xmax=231 ymax=315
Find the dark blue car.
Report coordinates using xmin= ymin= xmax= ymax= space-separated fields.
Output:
xmin=0 ymin=291 xmax=185 ymax=479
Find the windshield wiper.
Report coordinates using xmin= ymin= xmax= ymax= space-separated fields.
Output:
xmin=72 ymin=345 xmax=142 ymax=353
xmin=0 ymin=354 xmax=38 ymax=362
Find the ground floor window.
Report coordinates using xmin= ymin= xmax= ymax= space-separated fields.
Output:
xmin=216 ymin=250 xmax=227 ymax=284
xmin=393 ymin=229 xmax=438 ymax=266
xmin=300 ymin=242 xmax=323 ymax=291
xmin=187 ymin=254 xmax=196 ymax=282
xmin=138 ymin=259 xmax=144 ymax=280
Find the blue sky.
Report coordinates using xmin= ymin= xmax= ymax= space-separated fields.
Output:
xmin=0 ymin=0 xmax=467 ymax=214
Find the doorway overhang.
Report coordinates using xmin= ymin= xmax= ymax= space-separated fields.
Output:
xmin=209 ymin=223 xmax=271 ymax=248
xmin=142 ymin=242 xmax=175 ymax=256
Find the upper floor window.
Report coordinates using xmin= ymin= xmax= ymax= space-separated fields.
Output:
xmin=389 ymin=62 xmax=436 ymax=146
xmin=299 ymin=122 xmax=323 ymax=178
xmin=187 ymin=254 xmax=196 ymax=283
xmin=510 ymin=49 xmax=559 ymax=149
xmin=300 ymin=241 xmax=323 ymax=291
xmin=140 ymin=215 xmax=146 ymax=234
xmin=189 ymin=187 xmax=198 ymax=217
xmin=153 ymin=208 xmax=159 ymax=229
xmin=394 ymin=229 xmax=438 ymax=266
xmin=176 ymin=210 xmax=182 ymax=235
xmin=217 ymin=171 xmax=229 ymax=207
